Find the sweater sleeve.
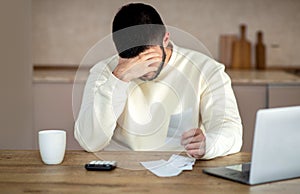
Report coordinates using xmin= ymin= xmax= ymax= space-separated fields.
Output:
xmin=74 ymin=64 xmax=130 ymax=152
xmin=200 ymin=61 xmax=243 ymax=159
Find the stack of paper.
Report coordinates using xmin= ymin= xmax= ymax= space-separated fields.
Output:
xmin=140 ymin=154 xmax=196 ymax=177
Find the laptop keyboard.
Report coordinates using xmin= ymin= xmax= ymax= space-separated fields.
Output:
xmin=224 ymin=163 xmax=251 ymax=182
xmin=226 ymin=170 xmax=250 ymax=180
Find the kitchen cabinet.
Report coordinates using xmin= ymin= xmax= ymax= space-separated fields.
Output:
xmin=232 ymin=85 xmax=267 ymax=152
xmin=268 ymin=84 xmax=300 ymax=108
xmin=232 ymin=83 xmax=300 ymax=152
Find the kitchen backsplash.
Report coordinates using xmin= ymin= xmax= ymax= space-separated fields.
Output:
xmin=32 ymin=0 xmax=300 ymax=68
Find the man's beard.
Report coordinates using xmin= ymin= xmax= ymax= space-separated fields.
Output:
xmin=140 ymin=46 xmax=166 ymax=81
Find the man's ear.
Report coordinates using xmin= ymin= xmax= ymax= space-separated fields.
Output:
xmin=163 ymin=32 xmax=170 ymax=47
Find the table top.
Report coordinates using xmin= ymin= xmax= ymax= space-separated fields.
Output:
xmin=0 ymin=150 xmax=300 ymax=194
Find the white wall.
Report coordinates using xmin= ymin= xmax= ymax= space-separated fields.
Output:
xmin=32 ymin=0 xmax=300 ymax=67
xmin=0 ymin=0 xmax=33 ymax=149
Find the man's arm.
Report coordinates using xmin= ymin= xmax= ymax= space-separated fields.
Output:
xmin=182 ymin=60 xmax=242 ymax=160
xmin=75 ymin=49 xmax=162 ymax=152
xmin=74 ymin=64 xmax=130 ymax=152
xmin=200 ymin=61 xmax=243 ymax=159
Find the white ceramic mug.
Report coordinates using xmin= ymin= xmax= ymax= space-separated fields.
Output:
xmin=38 ymin=130 xmax=66 ymax=165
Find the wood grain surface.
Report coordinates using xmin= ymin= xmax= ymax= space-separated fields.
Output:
xmin=1 ymin=150 xmax=299 ymax=194
xmin=231 ymin=24 xmax=252 ymax=70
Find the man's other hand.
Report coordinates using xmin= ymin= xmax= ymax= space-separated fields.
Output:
xmin=181 ymin=128 xmax=206 ymax=159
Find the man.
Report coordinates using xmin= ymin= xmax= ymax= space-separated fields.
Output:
xmin=74 ymin=3 xmax=242 ymax=159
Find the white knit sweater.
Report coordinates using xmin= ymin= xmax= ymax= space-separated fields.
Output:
xmin=74 ymin=43 xmax=242 ymax=159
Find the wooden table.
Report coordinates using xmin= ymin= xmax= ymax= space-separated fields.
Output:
xmin=0 ymin=151 xmax=299 ymax=194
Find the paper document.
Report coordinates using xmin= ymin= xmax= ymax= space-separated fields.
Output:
xmin=140 ymin=154 xmax=196 ymax=177
xmin=166 ymin=108 xmax=194 ymax=147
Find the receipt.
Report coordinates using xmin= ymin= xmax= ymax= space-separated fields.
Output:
xmin=166 ymin=108 xmax=194 ymax=147
xmin=140 ymin=159 xmax=182 ymax=177
xmin=167 ymin=154 xmax=195 ymax=170
xmin=140 ymin=154 xmax=196 ymax=177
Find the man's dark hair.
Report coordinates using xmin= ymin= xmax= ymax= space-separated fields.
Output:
xmin=112 ymin=3 xmax=166 ymax=58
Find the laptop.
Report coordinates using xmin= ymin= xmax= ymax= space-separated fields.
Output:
xmin=203 ymin=106 xmax=300 ymax=185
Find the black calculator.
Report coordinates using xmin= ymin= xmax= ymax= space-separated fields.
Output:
xmin=85 ymin=160 xmax=117 ymax=171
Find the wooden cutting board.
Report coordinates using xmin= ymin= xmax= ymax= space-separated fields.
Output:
xmin=231 ymin=24 xmax=252 ymax=69
xmin=219 ymin=34 xmax=237 ymax=68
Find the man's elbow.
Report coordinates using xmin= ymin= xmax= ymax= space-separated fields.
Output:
xmin=231 ymin=124 xmax=243 ymax=153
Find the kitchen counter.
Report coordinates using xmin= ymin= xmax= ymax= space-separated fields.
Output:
xmin=226 ymin=69 xmax=300 ymax=85
xmin=33 ymin=67 xmax=300 ymax=85
xmin=33 ymin=67 xmax=82 ymax=83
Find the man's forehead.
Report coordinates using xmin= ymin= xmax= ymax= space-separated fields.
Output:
xmin=139 ymin=46 xmax=163 ymax=56
xmin=144 ymin=45 xmax=162 ymax=51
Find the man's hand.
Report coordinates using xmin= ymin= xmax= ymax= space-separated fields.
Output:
xmin=181 ymin=128 xmax=206 ymax=159
xmin=113 ymin=48 xmax=162 ymax=82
